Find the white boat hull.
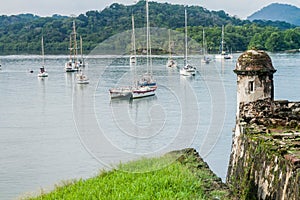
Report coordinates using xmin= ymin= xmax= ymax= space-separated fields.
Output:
xmin=131 ymin=86 xmax=156 ymax=99
xmin=180 ymin=69 xmax=195 ymax=76
xmin=77 ymin=80 xmax=89 ymax=84
xmin=38 ymin=72 xmax=48 ymax=77
xmin=65 ymin=61 xmax=80 ymax=72
xmin=215 ymin=53 xmax=233 ymax=60
xmin=180 ymin=65 xmax=196 ymax=76
xmin=109 ymin=88 xmax=132 ymax=99
xmin=76 ymin=73 xmax=89 ymax=84
xmin=132 ymin=90 xmax=155 ymax=99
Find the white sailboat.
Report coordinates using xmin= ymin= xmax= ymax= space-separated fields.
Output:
xmin=132 ymin=55 xmax=156 ymax=99
xmin=38 ymin=36 xmax=48 ymax=77
xmin=130 ymin=15 xmax=137 ymax=65
xmin=215 ymin=25 xmax=233 ymax=60
xmin=201 ymin=28 xmax=211 ymax=64
xmin=76 ymin=70 xmax=89 ymax=84
xmin=65 ymin=20 xmax=80 ymax=72
xmin=131 ymin=86 xmax=156 ymax=99
xmin=79 ymin=36 xmax=86 ymax=68
xmin=137 ymin=0 xmax=157 ymax=89
xmin=180 ymin=9 xmax=196 ymax=76
xmin=132 ymin=59 xmax=156 ymax=99
xmin=109 ymin=15 xmax=137 ymax=99
xmin=166 ymin=29 xmax=177 ymax=68
xmin=132 ymin=0 xmax=157 ymax=99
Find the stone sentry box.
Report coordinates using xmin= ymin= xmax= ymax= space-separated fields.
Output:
xmin=227 ymin=49 xmax=300 ymax=200
xmin=233 ymin=49 xmax=276 ymax=116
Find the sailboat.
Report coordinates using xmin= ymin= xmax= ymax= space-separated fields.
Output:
xmin=38 ymin=36 xmax=48 ymax=77
xmin=180 ymin=9 xmax=196 ymax=76
xmin=215 ymin=25 xmax=233 ymax=60
xmin=76 ymin=70 xmax=89 ymax=84
xmin=201 ymin=28 xmax=211 ymax=64
xmin=130 ymin=15 xmax=137 ymax=65
xmin=132 ymin=0 xmax=157 ymax=99
xmin=65 ymin=20 xmax=80 ymax=72
xmin=132 ymin=59 xmax=156 ymax=99
xmin=109 ymin=15 xmax=137 ymax=99
xmin=76 ymin=35 xmax=89 ymax=84
xmin=79 ymin=36 xmax=86 ymax=68
xmin=137 ymin=0 xmax=157 ymax=89
xmin=166 ymin=29 xmax=177 ymax=68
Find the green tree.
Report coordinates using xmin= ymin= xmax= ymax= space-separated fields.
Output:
xmin=265 ymin=32 xmax=286 ymax=51
xmin=284 ymin=29 xmax=300 ymax=49
xmin=248 ymin=33 xmax=265 ymax=50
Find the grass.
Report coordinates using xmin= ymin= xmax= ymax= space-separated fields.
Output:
xmin=26 ymin=149 xmax=231 ymax=200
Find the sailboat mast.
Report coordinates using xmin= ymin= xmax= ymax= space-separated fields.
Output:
xmin=168 ymin=29 xmax=171 ymax=59
xmin=69 ymin=35 xmax=72 ymax=60
xmin=131 ymin=15 xmax=136 ymax=58
xmin=221 ymin=25 xmax=224 ymax=54
xmin=202 ymin=29 xmax=205 ymax=55
xmin=73 ymin=20 xmax=78 ymax=62
xmin=185 ymin=8 xmax=188 ymax=66
xmin=41 ymin=36 xmax=45 ymax=67
xmin=132 ymin=14 xmax=137 ymax=87
xmin=80 ymin=35 xmax=83 ymax=61
xmin=146 ymin=0 xmax=149 ymax=74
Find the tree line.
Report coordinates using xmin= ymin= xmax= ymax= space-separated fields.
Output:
xmin=0 ymin=1 xmax=298 ymax=54
xmin=186 ymin=24 xmax=300 ymax=53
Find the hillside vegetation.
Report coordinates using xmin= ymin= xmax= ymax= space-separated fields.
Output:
xmin=0 ymin=1 xmax=299 ymax=54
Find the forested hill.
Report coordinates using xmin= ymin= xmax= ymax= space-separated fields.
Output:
xmin=0 ymin=0 xmax=297 ymax=54
xmin=0 ymin=1 xmax=244 ymax=54
xmin=248 ymin=3 xmax=300 ymax=26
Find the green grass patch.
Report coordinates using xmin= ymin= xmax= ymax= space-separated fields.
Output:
xmin=26 ymin=149 xmax=231 ymax=200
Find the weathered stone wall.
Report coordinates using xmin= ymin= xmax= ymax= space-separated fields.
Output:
xmin=227 ymin=99 xmax=300 ymax=199
xmin=239 ymin=98 xmax=300 ymax=129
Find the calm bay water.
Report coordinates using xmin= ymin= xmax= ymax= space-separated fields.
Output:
xmin=0 ymin=53 xmax=300 ymax=199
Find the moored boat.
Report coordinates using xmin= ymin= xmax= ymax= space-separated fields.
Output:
xmin=166 ymin=29 xmax=177 ymax=68
xmin=215 ymin=25 xmax=233 ymax=60
xmin=180 ymin=64 xmax=196 ymax=76
xmin=76 ymin=71 xmax=89 ymax=84
xmin=38 ymin=67 xmax=48 ymax=77
xmin=109 ymin=87 xmax=132 ymax=99
xmin=65 ymin=20 xmax=80 ymax=72
xmin=201 ymin=28 xmax=211 ymax=64
xmin=131 ymin=85 xmax=156 ymax=99
xmin=38 ymin=36 xmax=48 ymax=77
xmin=180 ymin=9 xmax=196 ymax=76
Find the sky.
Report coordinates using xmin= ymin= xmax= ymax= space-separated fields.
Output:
xmin=0 ymin=0 xmax=300 ymax=19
